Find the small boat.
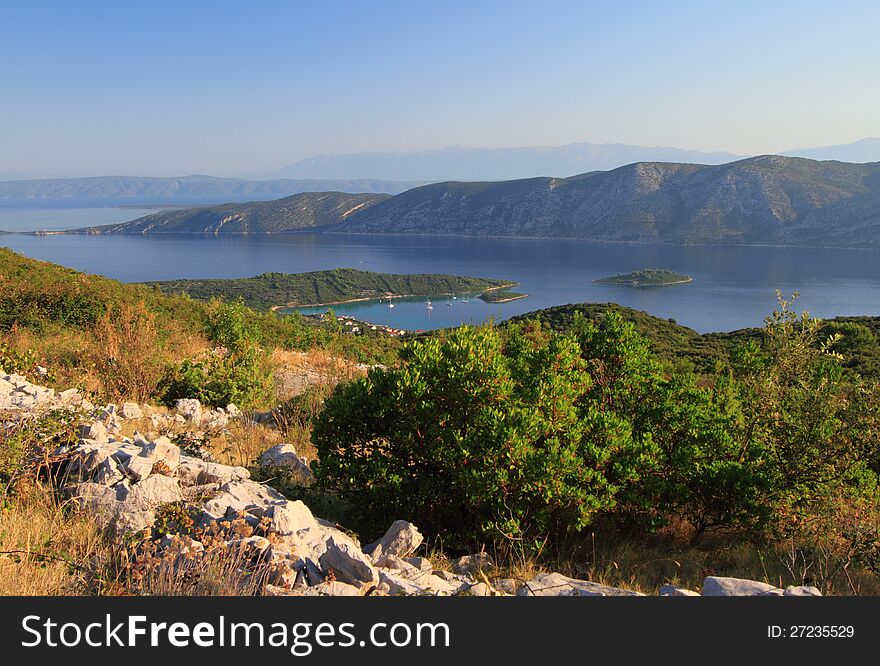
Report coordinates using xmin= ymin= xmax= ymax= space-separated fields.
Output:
xmin=387 ymin=295 xmax=395 ymax=308
xmin=426 ymin=300 xmax=434 ymax=310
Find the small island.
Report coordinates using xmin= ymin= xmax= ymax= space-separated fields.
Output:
xmin=594 ymin=268 xmax=692 ymax=287
xmin=478 ymin=290 xmax=528 ymax=303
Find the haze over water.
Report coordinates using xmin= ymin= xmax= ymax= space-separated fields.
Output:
xmin=3 ymin=208 xmax=880 ymax=333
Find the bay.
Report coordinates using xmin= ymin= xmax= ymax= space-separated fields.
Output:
xmin=3 ymin=216 xmax=880 ymax=333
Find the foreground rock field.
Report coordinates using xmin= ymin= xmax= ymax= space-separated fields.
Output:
xmin=1 ymin=371 xmax=821 ymax=597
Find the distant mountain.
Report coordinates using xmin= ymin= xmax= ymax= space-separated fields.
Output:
xmin=0 ymin=175 xmax=419 ymax=206
xmin=272 ymin=143 xmax=743 ymax=181
xmin=74 ymin=156 xmax=880 ymax=248
xmin=81 ymin=192 xmax=390 ymax=234
xmin=333 ymin=156 xmax=880 ymax=247
xmin=784 ymin=137 xmax=880 ymax=164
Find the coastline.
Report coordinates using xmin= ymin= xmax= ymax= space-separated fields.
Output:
xmin=272 ymin=281 xmax=519 ymax=312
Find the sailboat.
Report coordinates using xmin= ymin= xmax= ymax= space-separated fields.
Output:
xmin=387 ymin=295 xmax=395 ymax=308
xmin=426 ymin=300 xmax=433 ymax=310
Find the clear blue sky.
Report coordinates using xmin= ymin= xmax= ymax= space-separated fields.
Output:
xmin=1 ymin=0 xmax=878 ymax=178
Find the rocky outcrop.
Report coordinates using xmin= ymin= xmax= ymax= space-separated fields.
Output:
xmin=2 ymin=372 xmax=827 ymax=598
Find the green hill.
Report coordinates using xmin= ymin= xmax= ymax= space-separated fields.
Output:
xmin=145 ymin=269 xmax=516 ymax=311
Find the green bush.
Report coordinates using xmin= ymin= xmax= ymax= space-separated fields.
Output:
xmin=313 ymin=324 xmax=642 ymax=548
xmin=160 ymin=345 xmax=273 ymax=410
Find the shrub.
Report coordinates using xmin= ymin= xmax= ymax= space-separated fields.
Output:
xmin=88 ymin=302 xmax=168 ymax=403
xmin=313 ymin=324 xmax=641 ymax=549
xmin=160 ymin=346 xmax=273 ymax=409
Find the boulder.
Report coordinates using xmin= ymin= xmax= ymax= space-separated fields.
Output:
xmin=660 ymin=584 xmax=701 ymax=597
xmin=78 ymin=421 xmax=108 ymax=444
xmin=120 ymin=402 xmax=144 ymax=419
xmin=518 ymin=572 xmax=643 ymax=597
xmin=452 ymin=553 xmax=494 ymax=576
xmin=309 ymin=581 xmax=363 ymax=596
xmin=225 ymin=403 xmax=242 ymax=418
xmin=701 ymin=576 xmax=783 ymax=597
xmin=271 ymin=500 xmax=319 ymax=536
xmin=258 ymin=443 xmax=313 ymax=482
xmin=784 ymin=585 xmax=822 ymax=597
xmin=138 ymin=436 xmax=181 ymax=470
xmin=200 ymin=480 xmax=285 ymax=524
xmin=364 ymin=520 xmax=423 ymax=561
xmin=492 ymin=578 xmax=521 ymax=595
xmin=319 ymin=536 xmax=379 ymax=586
xmin=124 ymin=475 xmax=183 ymax=512
xmin=175 ymin=398 xmax=202 ymax=423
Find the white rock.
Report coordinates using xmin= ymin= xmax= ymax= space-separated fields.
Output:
xmin=364 ymin=520 xmax=423 ymax=561
xmin=258 ymin=443 xmax=313 ymax=481
xmin=784 ymin=585 xmax=822 ymax=596
xmin=120 ymin=402 xmax=144 ymax=419
xmin=124 ymin=474 xmax=183 ymax=512
xmin=452 ymin=553 xmax=494 ymax=576
xmin=660 ymin=584 xmax=701 ymax=597
xmin=271 ymin=500 xmax=319 ymax=536
xmin=225 ymin=403 xmax=242 ymax=418
xmin=701 ymin=576 xmax=783 ymax=597
xmin=319 ymin=536 xmax=379 ymax=586
xmin=518 ymin=572 xmax=643 ymax=597
xmin=175 ymin=398 xmax=202 ymax=423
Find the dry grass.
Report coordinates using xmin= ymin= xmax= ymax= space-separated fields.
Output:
xmin=0 ymin=481 xmax=105 ymax=595
xmin=204 ymin=418 xmax=286 ymax=469
xmin=273 ymin=348 xmax=366 ymax=400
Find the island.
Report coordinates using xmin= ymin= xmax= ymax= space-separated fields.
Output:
xmin=594 ymin=268 xmax=692 ymax=287
xmin=144 ymin=268 xmax=518 ymax=311
xmin=478 ymin=290 xmax=529 ymax=303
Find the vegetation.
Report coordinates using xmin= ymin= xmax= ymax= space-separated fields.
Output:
xmin=0 ymin=248 xmax=400 ymax=406
xmin=595 ymin=268 xmax=692 ymax=287
xmin=478 ymin=289 xmax=528 ymax=303
xmin=314 ymin=293 xmax=880 ymax=591
xmin=146 ymin=268 xmax=516 ymax=311
xmin=77 ymin=191 xmax=391 ymax=233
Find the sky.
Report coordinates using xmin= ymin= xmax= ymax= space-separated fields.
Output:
xmin=1 ymin=0 xmax=879 ymax=178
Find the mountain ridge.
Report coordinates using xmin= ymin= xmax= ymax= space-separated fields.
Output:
xmin=77 ymin=155 xmax=880 ymax=248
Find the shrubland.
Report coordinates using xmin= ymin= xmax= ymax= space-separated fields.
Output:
xmin=2 ymin=247 xmax=879 ymax=595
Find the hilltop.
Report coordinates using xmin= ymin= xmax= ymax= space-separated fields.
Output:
xmin=145 ymin=269 xmax=516 ymax=311
xmin=67 ymin=156 xmax=880 ymax=247
xmin=79 ymin=192 xmax=390 ymax=234
xmin=333 ymin=155 xmax=880 ymax=247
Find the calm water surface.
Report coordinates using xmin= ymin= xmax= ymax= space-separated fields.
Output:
xmin=2 ymin=208 xmax=880 ymax=333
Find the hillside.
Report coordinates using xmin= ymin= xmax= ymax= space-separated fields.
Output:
xmin=333 ymin=156 xmax=880 ymax=247
xmin=508 ymin=301 xmax=880 ymax=377
xmin=79 ymin=192 xmax=390 ymax=234
xmin=145 ymin=269 xmax=515 ymax=311
xmin=0 ymin=175 xmax=418 ymax=205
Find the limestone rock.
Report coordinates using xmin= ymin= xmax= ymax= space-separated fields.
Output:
xmin=271 ymin=500 xmax=319 ymax=536
xmin=452 ymin=553 xmax=494 ymax=576
xmin=364 ymin=520 xmax=423 ymax=561
xmin=120 ymin=402 xmax=144 ymax=419
xmin=175 ymin=398 xmax=202 ymax=423
xmin=701 ymin=576 xmax=783 ymax=597
xmin=319 ymin=536 xmax=379 ymax=586
xmin=258 ymin=443 xmax=313 ymax=482
xmin=518 ymin=572 xmax=643 ymax=597
xmin=784 ymin=585 xmax=822 ymax=596
xmin=660 ymin=584 xmax=701 ymax=597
